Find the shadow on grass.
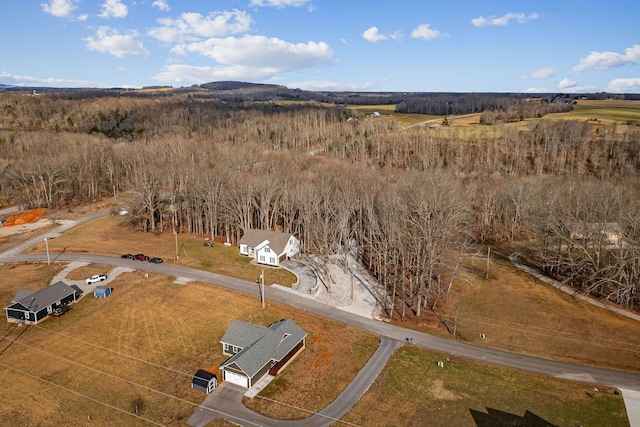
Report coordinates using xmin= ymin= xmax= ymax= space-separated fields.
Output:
xmin=470 ymin=407 xmax=557 ymax=427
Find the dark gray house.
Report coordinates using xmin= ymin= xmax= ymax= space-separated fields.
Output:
xmin=191 ymin=369 xmax=217 ymax=394
xmin=5 ymin=281 xmax=79 ymax=324
xmin=220 ymin=319 xmax=307 ymax=388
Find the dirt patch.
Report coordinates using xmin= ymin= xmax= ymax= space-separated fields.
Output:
xmin=429 ymin=379 xmax=459 ymax=400
xmin=2 ymin=208 xmax=47 ymax=226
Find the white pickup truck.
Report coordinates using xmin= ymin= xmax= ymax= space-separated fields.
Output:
xmin=86 ymin=274 xmax=107 ymax=284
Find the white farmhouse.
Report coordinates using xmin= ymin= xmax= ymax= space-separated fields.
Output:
xmin=239 ymin=229 xmax=300 ymax=267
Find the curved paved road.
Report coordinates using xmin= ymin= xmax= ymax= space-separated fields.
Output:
xmin=1 ymin=217 xmax=639 ymax=425
xmin=187 ymin=336 xmax=403 ymax=427
xmin=2 ymin=251 xmax=638 ymax=391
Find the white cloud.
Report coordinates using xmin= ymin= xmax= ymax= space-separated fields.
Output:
xmin=85 ymin=27 xmax=150 ymax=58
xmin=558 ymin=78 xmax=577 ymax=89
xmin=152 ymin=0 xmax=169 ymax=12
xmin=572 ymin=44 xmax=640 ymax=73
xmin=0 ymin=71 xmax=94 ymax=87
xmin=99 ymin=0 xmax=128 ymax=19
xmin=250 ymin=0 xmax=311 ymax=7
xmin=606 ymin=78 xmax=640 ymax=93
xmin=78 ymin=13 xmax=88 ymax=21
xmin=362 ymin=27 xmax=387 ymax=42
xmin=471 ymin=12 xmax=539 ymax=27
xmin=152 ymin=64 xmax=276 ymax=84
xmin=286 ymin=80 xmax=375 ymax=91
xmin=524 ymin=78 xmax=598 ymax=93
xmin=521 ymin=67 xmax=555 ymax=79
xmin=411 ymin=24 xmax=441 ymax=40
xmin=173 ymin=35 xmax=332 ymax=72
xmin=41 ymin=0 xmax=77 ymax=18
xmin=148 ymin=10 xmax=252 ymax=43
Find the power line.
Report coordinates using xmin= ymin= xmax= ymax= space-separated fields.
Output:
xmin=0 ymin=361 xmax=166 ymax=427
xmin=32 ymin=323 xmax=193 ymax=379
xmin=0 ymin=334 xmax=254 ymax=424
xmin=457 ymin=314 xmax=640 ymax=353
xmin=0 ymin=333 xmax=360 ymax=426
xmin=28 ymin=325 xmax=363 ymax=425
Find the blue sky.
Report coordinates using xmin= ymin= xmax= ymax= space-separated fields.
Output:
xmin=1 ymin=0 xmax=639 ymax=93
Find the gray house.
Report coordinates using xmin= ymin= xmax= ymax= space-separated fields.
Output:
xmin=219 ymin=319 xmax=307 ymax=388
xmin=5 ymin=281 xmax=79 ymax=324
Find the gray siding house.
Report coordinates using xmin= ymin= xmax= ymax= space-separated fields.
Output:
xmin=219 ymin=319 xmax=307 ymax=388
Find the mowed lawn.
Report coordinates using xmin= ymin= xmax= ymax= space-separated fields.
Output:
xmin=342 ymin=345 xmax=628 ymax=427
xmin=25 ymin=213 xmax=297 ymax=287
xmin=432 ymin=249 xmax=640 ymax=373
xmin=0 ymin=263 xmax=379 ymax=426
xmin=0 ymin=264 xmax=629 ymax=426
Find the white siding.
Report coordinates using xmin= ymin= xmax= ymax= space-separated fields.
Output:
xmin=224 ymin=371 xmax=248 ymax=388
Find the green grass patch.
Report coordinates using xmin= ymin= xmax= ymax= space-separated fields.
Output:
xmin=342 ymin=345 xmax=629 ymax=426
xmin=27 ymin=214 xmax=297 ymax=287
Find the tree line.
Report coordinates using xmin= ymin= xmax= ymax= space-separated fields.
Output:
xmin=0 ymin=92 xmax=638 ymax=314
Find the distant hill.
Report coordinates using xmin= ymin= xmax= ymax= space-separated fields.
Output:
xmin=199 ymin=81 xmax=287 ymax=91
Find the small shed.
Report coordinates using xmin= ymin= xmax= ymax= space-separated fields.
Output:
xmin=94 ymin=286 xmax=112 ymax=298
xmin=192 ymin=369 xmax=217 ymax=394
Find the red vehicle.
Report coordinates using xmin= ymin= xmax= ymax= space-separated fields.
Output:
xmin=133 ymin=254 xmax=149 ymax=261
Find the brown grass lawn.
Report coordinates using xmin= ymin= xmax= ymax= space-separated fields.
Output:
xmin=342 ymin=345 xmax=628 ymax=427
xmin=0 ymin=264 xmax=378 ymax=426
xmin=1 ymin=210 xmax=635 ymax=425
xmin=0 ymin=264 xmax=628 ymax=427
xmin=401 ymin=247 xmax=640 ymax=373
xmin=25 ymin=213 xmax=297 ymax=287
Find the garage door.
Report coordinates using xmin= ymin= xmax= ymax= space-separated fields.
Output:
xmin=224 ymin=370 xmax=248 ymax=388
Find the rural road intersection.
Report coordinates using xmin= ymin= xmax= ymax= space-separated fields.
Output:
xmin=1 ymin=215 xmax=639 ymax=426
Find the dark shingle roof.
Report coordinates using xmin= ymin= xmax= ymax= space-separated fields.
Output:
xmin=10 ymin=281 xmax=77 ymax=312
xmin=220 ymin=319 xmax=306 ymax=377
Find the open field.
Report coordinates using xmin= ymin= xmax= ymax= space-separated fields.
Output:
xmin=547 ymin=99 xmax=640 ymax=124
xmin=0 ymin=263 xmax=630 ymax=426
xmin=15 ymin=209 xmax=640 ymax=372
xmin=342 ymin=345 xmax=628 ymax=427
xmin=0 ymin=264 xmax=379 ymax=426
xmin=436 ymin=247 xmax=640 ymax=373
xmin=24 ymin=214 xmax=297 ymax=287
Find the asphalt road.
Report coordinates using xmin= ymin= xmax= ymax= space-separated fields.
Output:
xmin=186 ymin=336 xmax=403 ymax=427
xmin=1 ymin=217 xmax=639 ymax=426
xmin=2 ymin=251 xmax=638 ymax=391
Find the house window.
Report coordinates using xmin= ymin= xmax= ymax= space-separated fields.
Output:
xmin=270 ymin=257 xmax=275 ymax=264
xmin=224 ymin=343 xmax=230 ymax=353
xmin=232 ymin=345 xmax=240 ymax=354
xmin=265 ymin=247 xmax=270 ymax=253
xmin=259 ymin=255 xmax=265 ymax=262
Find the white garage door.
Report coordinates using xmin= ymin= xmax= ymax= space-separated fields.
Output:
xmin=224 ymin=370 xmax=248 ymax=388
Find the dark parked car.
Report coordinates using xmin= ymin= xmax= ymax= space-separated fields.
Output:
xmin=121 ymin=253 xmax=134 ymax=259
xmin=133 ymin=254 xmax=149 ymax=261
xmin=148 ymin=257 xmax=163 ymax=264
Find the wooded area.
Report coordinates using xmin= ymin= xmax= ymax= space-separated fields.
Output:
xmin=1 ymin=90 xmax=639 ymax=315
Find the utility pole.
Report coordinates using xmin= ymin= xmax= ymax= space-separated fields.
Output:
xmin=44 ymin=238 xmax=50 ymax=266
xmin=486 ymin=246 xmax=490 ymax=279
xmin=174 ymin=231 xmax=179 ymax=260
xmin=260 ymin=269 xmax=265 ymax=309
